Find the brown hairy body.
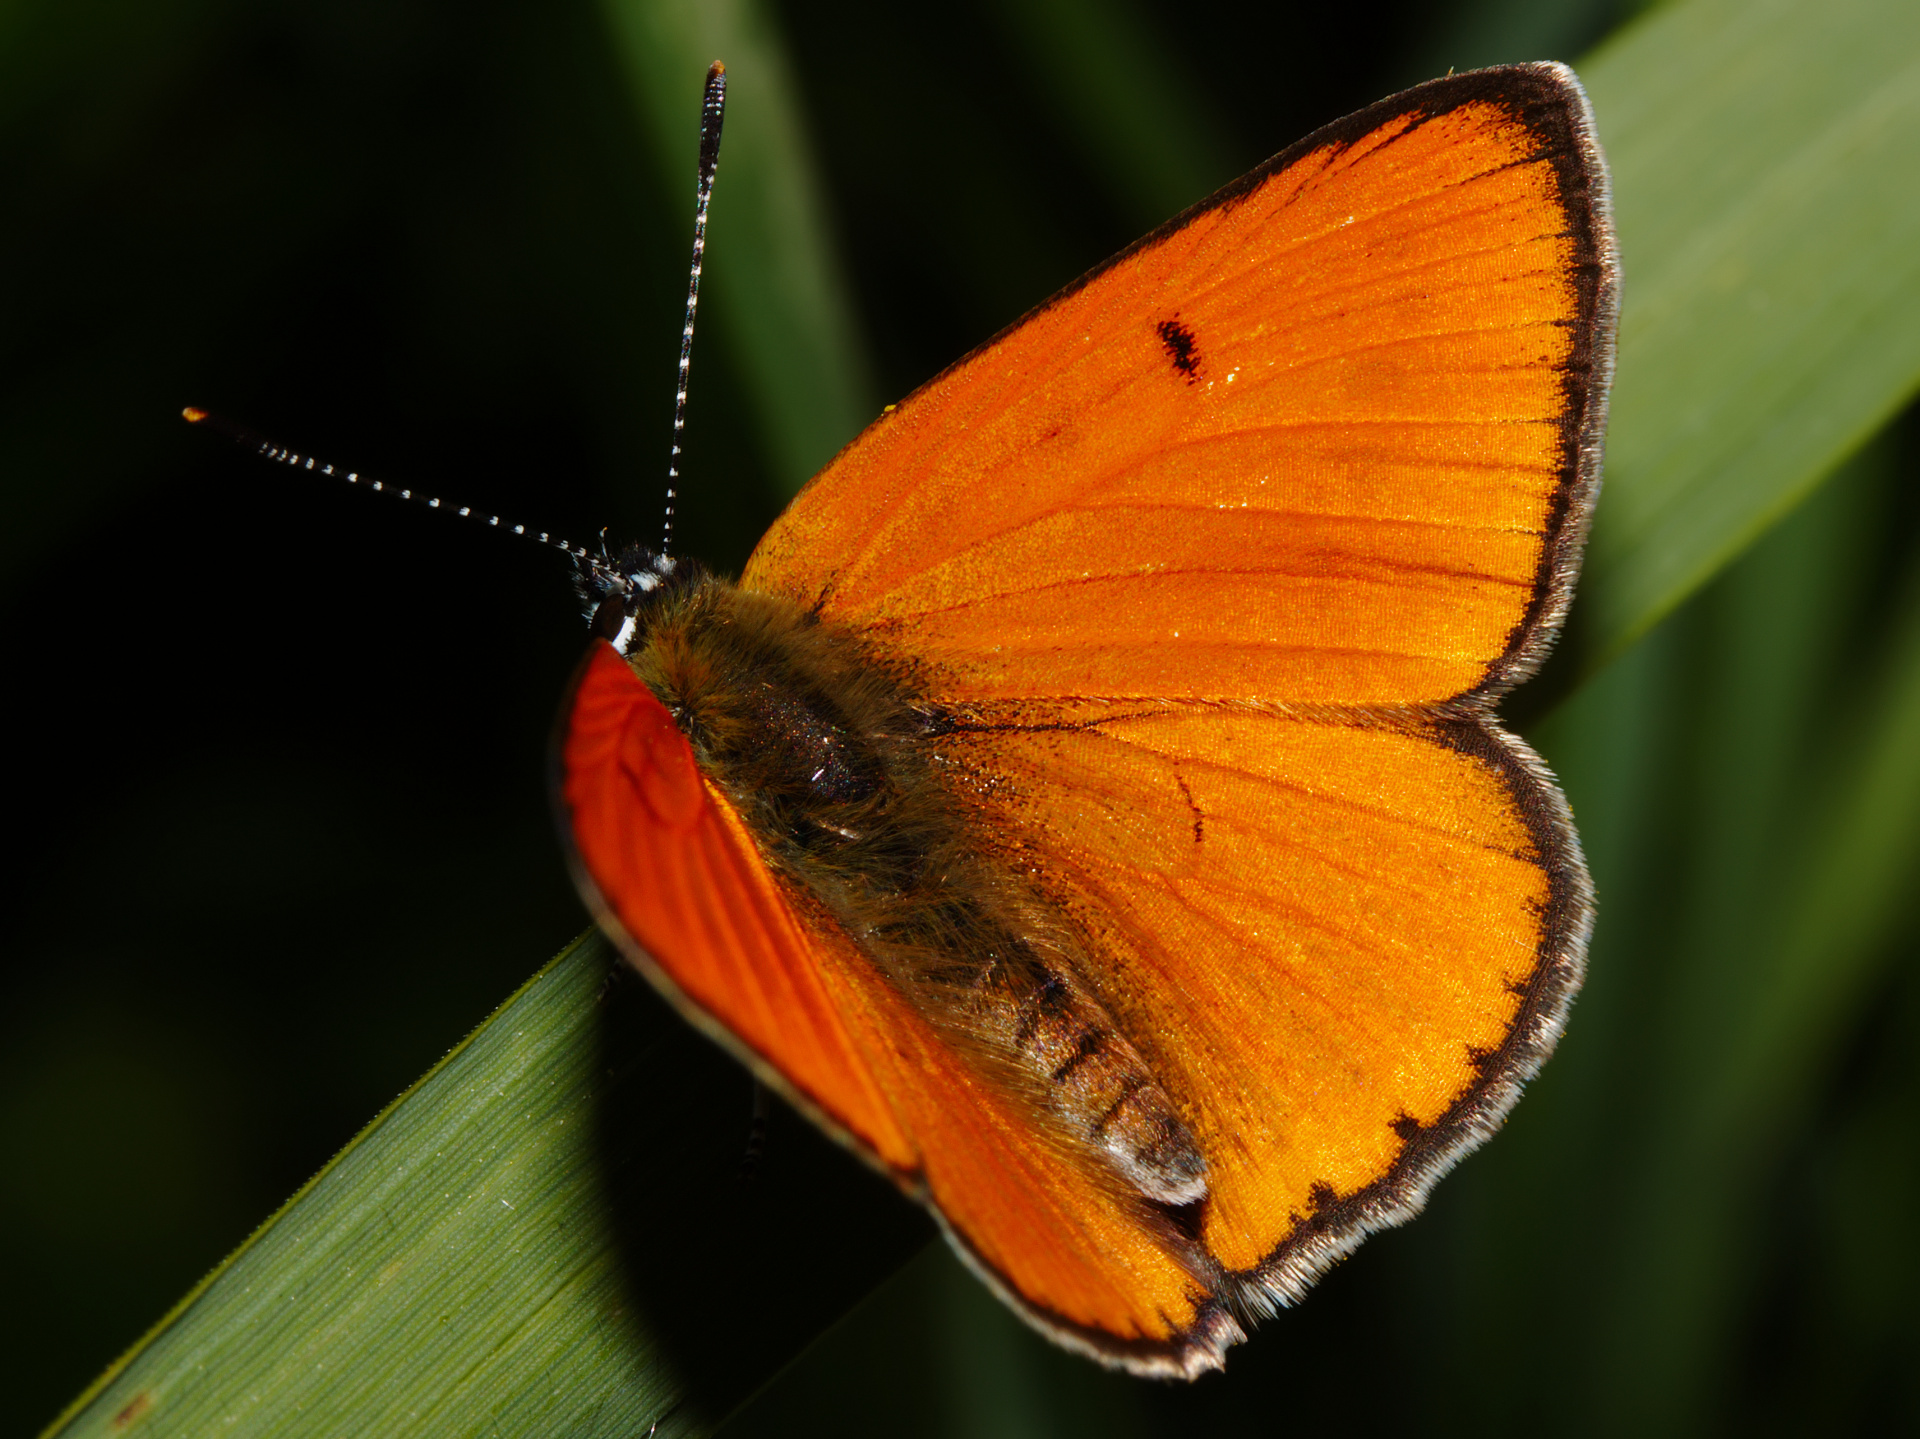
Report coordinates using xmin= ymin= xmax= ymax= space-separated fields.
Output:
xmin=625 ymin=572 xmax=1207 ymax=1208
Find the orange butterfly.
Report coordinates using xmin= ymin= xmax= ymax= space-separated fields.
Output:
xmin=559 ymin=61 xmax=1616 ymax=1376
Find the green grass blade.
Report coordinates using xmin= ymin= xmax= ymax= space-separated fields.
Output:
xmin=1580 ymin=0 xmax=1920 ymax=656
xmin=46 ymin=938 xmax=670 ymax=1437
xmin=1721 ymin=577 xmax=1920 ymax=1133
xmin=1574 ymin=434 xmax=1920 ymax=1427
xmin=597 ymin=0 xmax=876 ymax=493
xmin=981 ymin=0 xmax=1241 ymax=228
xmin=43 ymin=936 xmax=927 ymax=1437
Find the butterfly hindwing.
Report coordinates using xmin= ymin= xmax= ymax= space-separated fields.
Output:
xmin=930 ymin=696 xmax=1588 ymax=1300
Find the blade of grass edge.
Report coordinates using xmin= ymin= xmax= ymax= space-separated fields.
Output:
xmin=44 ymin=923 xmax=934 ymax=1439
xmin=40 ymin=936 xmax=672 ymax=1438
xmin=1580 ymin=0 xmax=1920 ymax=658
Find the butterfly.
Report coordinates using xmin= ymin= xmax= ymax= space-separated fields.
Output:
xmin=558 ymin=61 xmax=1616 ymax=1377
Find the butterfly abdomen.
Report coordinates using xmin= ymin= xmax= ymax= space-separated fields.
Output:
xmin=627 ymin=577 xmax=1207 ymax=1207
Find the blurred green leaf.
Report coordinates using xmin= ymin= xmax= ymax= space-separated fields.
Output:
xmin=1726 ymin=565 xmax=1920 ymax=1133
xmin=982 ymin=0 xmax=1241 ymax=228
xmin=1397 ymin=419 xmax=1920 ymax=1436
xmin=598 ymin=0 xmax=877 ymax=493
xmin=1581 ymin=0 xmax=1920 ymax=655
xmin=1582 ymin=434 xmax=1920 ymax=1428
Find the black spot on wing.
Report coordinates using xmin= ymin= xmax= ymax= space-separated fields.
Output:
xmin=1157 ymin=317 xmax=1202 ymax=383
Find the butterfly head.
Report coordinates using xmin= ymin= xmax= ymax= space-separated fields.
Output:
xmin=575 ymin=542 xmax=692 ymax=655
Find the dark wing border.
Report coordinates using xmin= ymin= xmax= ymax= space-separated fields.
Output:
xmin=1229 ymin=712 xmax=1592 ymax=1316
xmin=1210 ymin=63 xmax=1609 ymax=1326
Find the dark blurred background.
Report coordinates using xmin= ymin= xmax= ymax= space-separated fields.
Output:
xmin=5 ymin=0 xmax=1916 ymax=1434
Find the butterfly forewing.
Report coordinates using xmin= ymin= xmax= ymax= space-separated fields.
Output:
xmin=745 ymin=68 xmax=1609 ymax=707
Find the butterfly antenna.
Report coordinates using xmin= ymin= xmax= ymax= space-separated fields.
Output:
xmin=180 ymin=407 xmax=598 ymax=567
xmin=662 ymin=60 xmax=727 ymax=562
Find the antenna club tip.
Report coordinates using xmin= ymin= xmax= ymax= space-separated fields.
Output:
xmin=182 ymin=406 xmax=208 ymax=423
xmin=706 ymin=60 xmax=725 ymax=81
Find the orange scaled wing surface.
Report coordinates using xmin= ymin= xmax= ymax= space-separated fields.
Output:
xmin=746 ymin=65 xmax=1613 ymax=709
xmin=933 ymin=697 xmax=1589 ymax=1309
xmin=739 ymin=65 xmax=1614 ymax=1315
xmin=560 ymin=642 xmax=1240 ymax=1376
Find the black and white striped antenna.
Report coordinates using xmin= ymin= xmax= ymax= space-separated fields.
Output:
xmin=663 ymin=60 xmax=727 ymax=561
xmin=184 ymin=65 xmax=728 ymax=612
xmin=180 ymin=406 xmax=598 ymax=565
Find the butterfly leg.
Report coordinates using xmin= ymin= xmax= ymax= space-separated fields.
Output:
xmin=738 ymin=1077 xmax=771 ymax=1185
